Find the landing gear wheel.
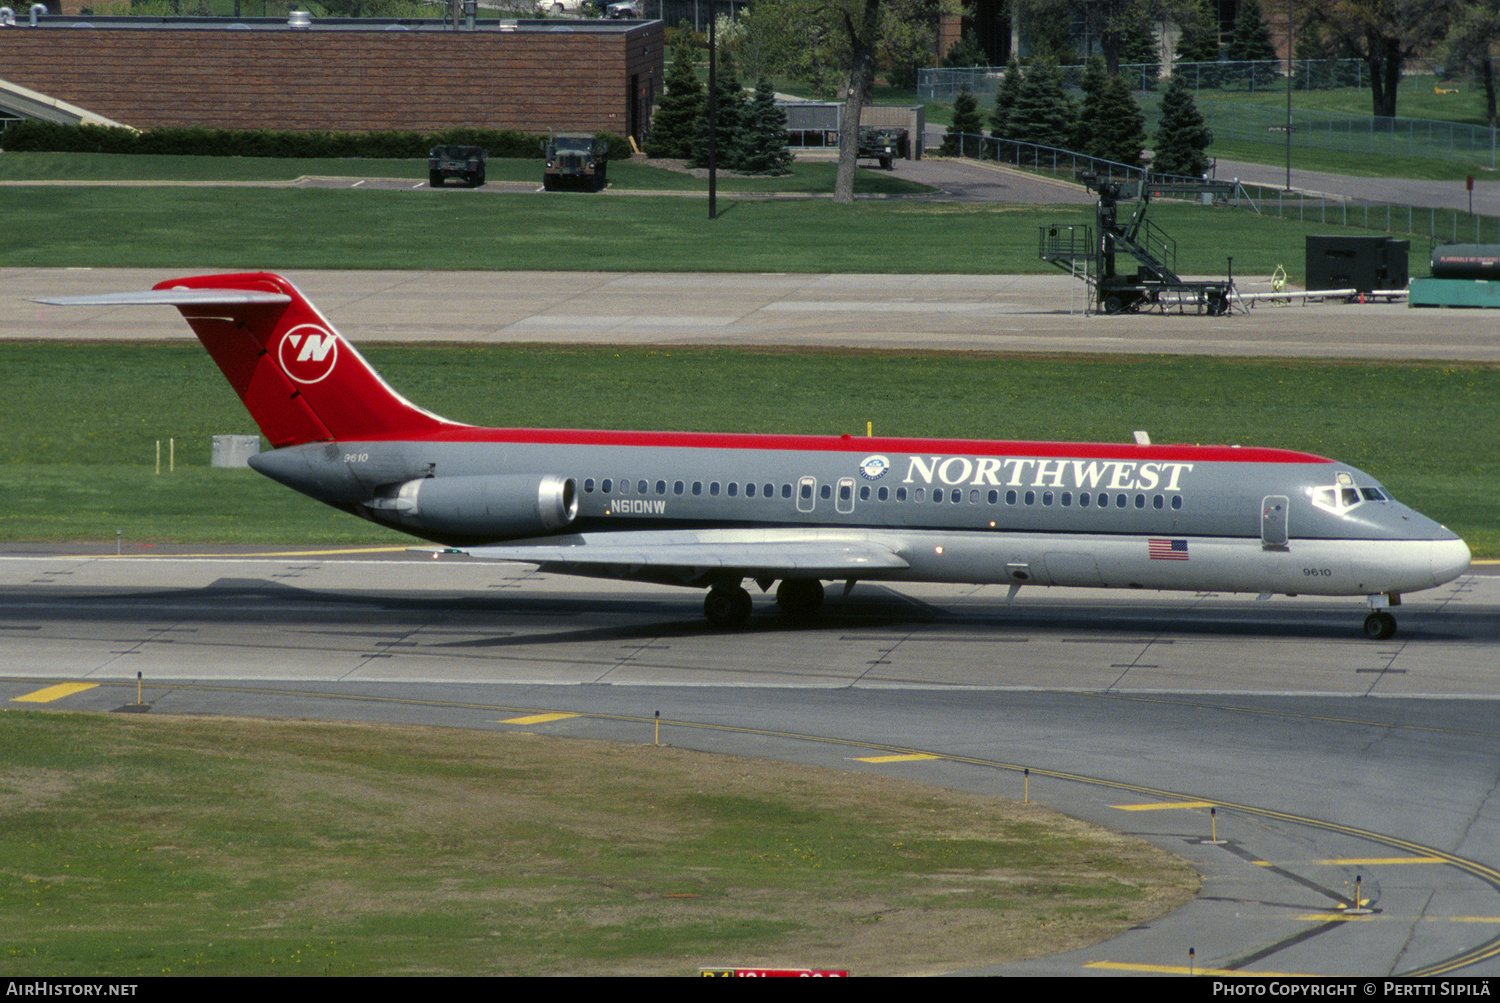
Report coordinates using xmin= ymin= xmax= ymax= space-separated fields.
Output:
xmin=1363 ymin=611 xmax=1397 ymax=640
xmin=704 ymin=585 xmax=753 ymax=628
xmin=775 ymin=579 xmax=825 ymax=620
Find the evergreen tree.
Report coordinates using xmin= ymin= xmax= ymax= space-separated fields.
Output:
xmin=940 ymin=84 xmax=985 ymax=157
xmin=1173 ymin=0 xmax=1222 ymax=89
xmin=1116 ymin=14 xmax=1159 ymax=91
xmin=989 ymin=56 xmax=1024 ymax=140
xmin=1224 ymin=0 xmax=1278 ymax=90
xmin=1089 ymin=74 xmax=1147 ymax=169
xmin=1071 ymin=56 xmax=1108 ymax=154
xmin=1005 ymin=59 xmax=1076 ymax=150
xmin=1152 ymin=73 xmax=1213 ymax=178
xmin=689 ymin=49 xmax=747 ymax=169
xmin=1225 ymin=0 xmax=1278 ymax=61
xmin=734 ymin=79 xmax=794 ymax=174
xmin=645 ymin=27 xmax=704 ymax=159
xmin=942 ymin=30 xmax=986 ymax=69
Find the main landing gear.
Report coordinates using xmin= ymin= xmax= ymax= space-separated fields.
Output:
xmin=703 ymin=583 xmax=753 ymax=628
xmin=702 ymin=579 xmax=826 ymax=629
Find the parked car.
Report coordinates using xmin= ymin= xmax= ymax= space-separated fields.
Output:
xmin=605 ymin=1 xmax=639 ymax=16
xmin=428 ymin=145 xmax=487 ymax=188
xmin=543 ymin=133 xmax=609 ymax=191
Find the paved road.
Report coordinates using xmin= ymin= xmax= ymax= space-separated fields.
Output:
xmin=1214 ymin=158 xmax=1500 ymax=218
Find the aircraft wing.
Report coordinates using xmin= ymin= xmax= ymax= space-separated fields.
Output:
xmin=448 ymin=529 xmax=911 ymax=580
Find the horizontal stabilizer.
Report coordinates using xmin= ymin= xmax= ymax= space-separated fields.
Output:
xmin=32 ymin=290 xmax=293 ymax=308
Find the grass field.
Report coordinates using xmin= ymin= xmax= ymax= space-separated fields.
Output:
xmin=0 ymin=711 xmax=1197 ymax=976
xmin=2 ymin=344 xmax=1495 ymax=555
xmin=0 ymin=183 xmax=1413 ymax=280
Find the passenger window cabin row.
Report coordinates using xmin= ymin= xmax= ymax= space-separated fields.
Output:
xmin=580 ymin=477 xmax=1187 ymax=512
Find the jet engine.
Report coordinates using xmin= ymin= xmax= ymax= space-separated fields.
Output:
xmin=367 ymin=474 xmax=578 ymax=540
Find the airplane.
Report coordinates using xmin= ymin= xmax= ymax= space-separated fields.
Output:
xmin=37 ymin=271 xmax=1470 ymax=640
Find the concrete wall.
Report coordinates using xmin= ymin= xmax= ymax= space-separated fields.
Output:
xmin=0 ymin=19 xmax=664 ymax=137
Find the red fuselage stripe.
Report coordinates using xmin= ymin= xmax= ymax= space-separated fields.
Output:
xmin=347 ymin=426 xmax=1332 ymax=465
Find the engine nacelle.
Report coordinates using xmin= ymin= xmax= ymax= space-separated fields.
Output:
xmin=368 ymin=474 xmax=578 ymax=540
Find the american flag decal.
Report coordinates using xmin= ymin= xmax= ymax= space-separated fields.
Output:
xmin=1149 ymin=538 xmax=1189 ymax=561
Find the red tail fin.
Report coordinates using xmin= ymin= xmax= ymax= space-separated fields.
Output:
xmin=151 ymin=272 xmax=456 ymax=448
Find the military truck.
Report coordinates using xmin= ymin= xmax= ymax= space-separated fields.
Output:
xmin=543 ymin=133 xmax=609 ymax=191
xmin=857 ymin=127 xmax=907 ymax=170
xmin=428 ymin=146 xmax=487 ymax=188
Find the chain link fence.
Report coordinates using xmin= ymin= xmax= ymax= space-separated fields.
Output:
xmin=922 ymin=57 xmax=1497 ymax=169
xmin=1198 ymin=103 xmax=1497 ymax=169
xmin=918 ymin=59 xmax=1448 ymax=103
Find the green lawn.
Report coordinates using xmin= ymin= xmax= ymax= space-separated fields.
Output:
xmin=0 ymin=712 xmax=1195 ymax=975
xmin=0 ymin=183 xmax=1427 ymax=278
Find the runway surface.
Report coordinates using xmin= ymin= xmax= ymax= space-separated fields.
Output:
xmin=9 ymin=266 xmax=1500 ymax=361
xmin=8 ymin=263 xmax=1500 ymax=975
xmin=5 ymin=550 xmax=1500 ymax=977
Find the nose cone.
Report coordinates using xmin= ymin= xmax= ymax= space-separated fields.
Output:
xmin=1431 ymin=536 xmax=1472 ymax=586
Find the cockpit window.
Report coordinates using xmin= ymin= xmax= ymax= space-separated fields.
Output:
xmin=1309 ymin=474 xmax=1390 ymax=515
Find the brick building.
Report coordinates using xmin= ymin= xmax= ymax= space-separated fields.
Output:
xmin=0 ymin=15 xmax=664 ymax=138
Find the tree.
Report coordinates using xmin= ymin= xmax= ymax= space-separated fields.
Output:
xmin=735 ymin=80 xmax=795 ymax=174
xmin=730 ymin=0 xmax=958 ymax=203
xmin=645 ymin=27 xmax=703 ymax=160
xmin=1302 ymin=0 xmax=1458 ymax=118
xmin=1224 ymin=0 xmax=1278 ymax=62
xmin=940 ymin=84 xmax=985 ymax=156
xmin=1173 ymin=0 xmax=1221 ymax=64
xmin=1015 ymin=0 xmax=1162 ymax=76
xmin=1116 ymin=10 xmax=1160 ymax=90
xmin=1086 ymin=75 xmax=1148 ymax=168
xmin=1005 ymin=59 xmax=1077 ymax=150
xmin=689 ymin=49 xmax=747 ymax=170
xmin=1071 ymin=56 xmax=1109 ymax=153
xmin=1153 ymin=72 xmax=1213 ymax=177
xmin=1438 ymin=0 xmax=1498 ymax=132
xmin=990 ymin=56 xmax=1024 ymax=139
xmin=942 ymin=30 xmax=986 ymax=68
xmin=1222 ymin=0 xmax=1278 ymax=90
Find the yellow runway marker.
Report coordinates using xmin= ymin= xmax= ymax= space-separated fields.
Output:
xmin=500 ymin=712 xmax=580 ymax=725
xmin=1113 ymin=800 xmax=1216 ymax=811
xmin=1085 ymin=961 xmax=1310 ymax=977
xmin=856 ymin=753 xmax=939 ymax=764
xmin=106 ymin=546 xmax=413 ymax=559
xmin=13 ymin=682 xmax=98 ymax=703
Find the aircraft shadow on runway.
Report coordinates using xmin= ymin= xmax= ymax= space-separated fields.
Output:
xmin=11 ymin=577 xmax=1486 ymax=648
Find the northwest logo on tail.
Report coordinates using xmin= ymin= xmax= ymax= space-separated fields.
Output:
xmin=277 ymin=325 xmax=340 ymax=384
